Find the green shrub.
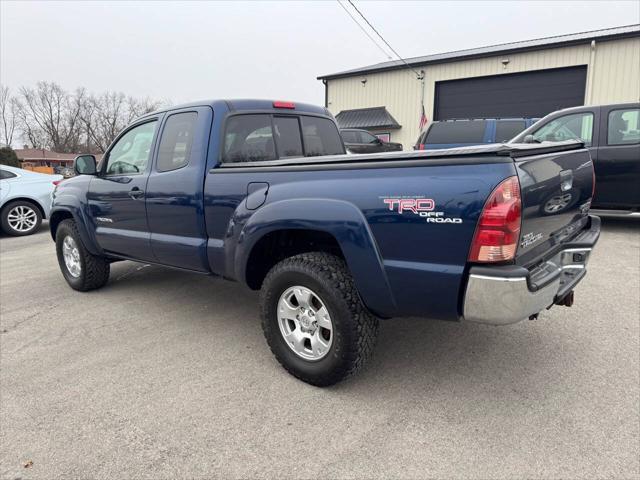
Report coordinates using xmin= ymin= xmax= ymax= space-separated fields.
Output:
xmin=0 ymin=147 xmax=20 ymax=168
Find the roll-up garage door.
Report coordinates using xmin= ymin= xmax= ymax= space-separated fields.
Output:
xmin=434 ymin=66 xmax=587 ymax=120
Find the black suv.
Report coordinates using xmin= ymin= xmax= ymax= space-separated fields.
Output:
xmin=340 ymin=129 xmax=403 ymax=154
xmin=513 ymin=102 xmax=639 ymax=214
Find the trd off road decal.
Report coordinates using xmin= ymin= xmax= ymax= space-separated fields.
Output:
xmin=381 ymin=196 xmax=462 ymax=224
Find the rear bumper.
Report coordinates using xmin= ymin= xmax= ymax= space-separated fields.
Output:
xmin=463 ymin=215 xmax=600 ymax=325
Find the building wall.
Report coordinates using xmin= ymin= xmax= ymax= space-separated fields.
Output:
xmin=326 ymin=36 xmax=640 ymax=150
xmin=589 ymin=37 xmax=640 ymax=104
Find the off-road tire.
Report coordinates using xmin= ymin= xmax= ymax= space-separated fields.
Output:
xmin=260 ymin=252 xmax=379 ymax=387
xmin=0 ymin=200 xmax=42 ymax=236
xmin=56 ymin=219 xmax=110 ymax=291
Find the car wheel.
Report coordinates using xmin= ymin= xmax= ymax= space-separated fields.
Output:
xmin=55 ymin=219 xmax=110 ymax=291
xmin=1 ymin=200 xmax=42 ymax=236
xmin=260 ymin=252 xmax=379 ymax=387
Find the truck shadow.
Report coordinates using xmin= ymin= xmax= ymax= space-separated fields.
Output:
xmin=105 ymin=260 xmax=580 ymax=397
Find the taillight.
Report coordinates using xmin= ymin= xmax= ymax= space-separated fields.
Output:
xmin=273 ymin=101 xmax=295 ymax=109
xmin=53 ymin=180 xmax=62 ymax=186
xmin=468 ymin=176 xmax=522 ymax=263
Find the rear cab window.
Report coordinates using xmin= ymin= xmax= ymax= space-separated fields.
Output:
xmin=300 ymin=116 xmax=344 ymax=157
xmin=424 ymin=120 xmax=487 ymax=144
xmin=273 ymin=116 xmax=303 ymax=158
xmin=222 ymin=114 xmax=344 ymax=163
xmin=223 ymin=115 xmax=276 ymax=163
xmin=607 ymin=108 xmax=640 ymax=145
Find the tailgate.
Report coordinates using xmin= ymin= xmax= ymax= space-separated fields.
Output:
xmin=513 ymin=145 xmax=594 ymax=267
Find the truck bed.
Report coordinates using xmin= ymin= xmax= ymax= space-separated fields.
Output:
xmin=205 ymin=139 xmax=593 ymax=320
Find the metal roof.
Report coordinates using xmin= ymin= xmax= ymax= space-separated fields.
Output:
xmin=335 ymin=106 xmax=401 ymax=129
xmin=318 ymin=24 xmax=640 ymax=80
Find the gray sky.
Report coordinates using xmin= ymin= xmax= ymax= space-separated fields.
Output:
xmin=1 ymin=0 xmax=639 ymax=105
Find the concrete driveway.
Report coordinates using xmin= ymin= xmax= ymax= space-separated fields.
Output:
xmin=1 ymin=218 xmax=638 ymax=479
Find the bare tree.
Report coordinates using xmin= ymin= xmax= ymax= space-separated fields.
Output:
xmin=81 ymin=92 xmax=162 ymax=153
xmin=127 ymin=96 xmax=161 ymax=121
xmin=16 ymin=82 xmax=86 ymax=153
xmin=0 ymin=85 xmax=17 ymax=147
xmin=10 ymin=81 xmax=165 ymax=153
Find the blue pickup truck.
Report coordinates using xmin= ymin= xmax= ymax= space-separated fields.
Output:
xmin=50 ymin=99 xmax=600 ymax=386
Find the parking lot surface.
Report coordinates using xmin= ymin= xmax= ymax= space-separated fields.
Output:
xmin=0 ymin=218 xmax=638 ymax=479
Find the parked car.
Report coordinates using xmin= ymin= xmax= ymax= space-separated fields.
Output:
xmin=512 ymin=103 xmax=640 ymax=214
xmin=340 ymin=128 xmax=403 ymax=153
xmin=0 ymin=165 xmax=63 ymax=236
xmin=414 ymin=118 xmax=538 ymax=150
xmin=50 ymin=98 xmax=599 ymax=386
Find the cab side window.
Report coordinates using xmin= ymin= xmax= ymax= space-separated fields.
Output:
xmin=360 ymin=131 xmax=379 ymax=144
xmin=341 ymin=130 xmax=359 ymax=143
xmin=105 ymin=121 xmax=157 ymax=175
xmin=157 ymin=112 xmax=198 ymax=172
xmin=532 ymin=112 xmax=593 ymax=145
xmin=607 ymin=108 xmax=640 ymax=145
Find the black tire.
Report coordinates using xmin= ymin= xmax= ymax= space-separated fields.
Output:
xmin=55 ymin=219 xmax=110 ymax=291
xmin=1 ymin=200 xmax=42 ymax=236
xmin=260 ymin=252 xmax=379 ymax=387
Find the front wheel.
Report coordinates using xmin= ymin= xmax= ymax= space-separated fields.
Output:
xmin=55 ymin=219 xmax=110 ymax=291
xmin=260 ymin=252 xmax=379 ymax=387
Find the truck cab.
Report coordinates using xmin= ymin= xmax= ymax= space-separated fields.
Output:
xmin=513 ymin=103 xmax=640 ymax=213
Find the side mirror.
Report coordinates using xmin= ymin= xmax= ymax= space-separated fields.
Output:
xmin=523 ymin=134 xmax=535 ymax=144
xmin=74 ymin=154 xmax=97 ymax=175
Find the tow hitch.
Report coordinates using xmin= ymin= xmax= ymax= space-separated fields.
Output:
xmin=556 ymin=290 xmax=575 ymax=307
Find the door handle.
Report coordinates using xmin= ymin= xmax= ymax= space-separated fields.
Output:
xmin=128 ymin=187 xmax=144 ymax=199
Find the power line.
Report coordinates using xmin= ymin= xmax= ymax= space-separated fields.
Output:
xmin=336 ymin=0 xmax=392 ymax=61
xmin=347 ymin=0 xmax=423 ymax=79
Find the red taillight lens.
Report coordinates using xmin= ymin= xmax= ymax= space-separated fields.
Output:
xmin=273 ymin=101 xmax=295 ymax=109
xmin=53 ymin=180 xmax=62 ymax=186
xmin=468 ymin=176 xmax=522 ymax=263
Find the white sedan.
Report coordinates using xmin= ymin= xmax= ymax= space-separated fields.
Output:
xmin=0 ymin=165 xmax=63 ymax=236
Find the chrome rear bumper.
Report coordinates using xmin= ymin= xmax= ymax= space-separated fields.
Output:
xmin=463 ymin=216 xmax=600 ymax=325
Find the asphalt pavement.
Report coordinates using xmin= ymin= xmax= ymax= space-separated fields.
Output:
xmin=0 ymin=218 xmax=638 ymax=479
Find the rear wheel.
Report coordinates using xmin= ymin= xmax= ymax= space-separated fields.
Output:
xmin=1 ymin=200 xmax=42 ymax=236
xmin=55 ymin=219 xmax=110 ymax=291
xmin=260 ymin=252 xmax=379 ymax=387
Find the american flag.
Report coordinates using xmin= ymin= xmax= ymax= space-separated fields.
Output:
xmin=418 ymin=104 xmax=428 ymax=131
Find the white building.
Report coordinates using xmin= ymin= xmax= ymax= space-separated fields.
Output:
xmin=318 ymin=24 xmax=640 ymax=150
